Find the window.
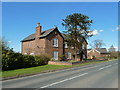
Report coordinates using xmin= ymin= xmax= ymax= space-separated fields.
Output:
xmin=65 ymin=43 xmax=68 ymax=48
xmin=52 ymin=51 xmax=58 ymax=60
xmin=82 ymin=44 xmax=84 ymax=49
xmin=30 ymin=53 xmax=34 ymax=55
xmin=67 ymin=52 xmax=71 ymax=59
xmin=28 ymin=43 xmax=30 ymax=47
xmin=53 ymin=38 xmax=58 ymax=47
xmin=24 ymin=53 xmax=27 ymax=55
xmin=71 ymin=47 xmax=74 ymax=49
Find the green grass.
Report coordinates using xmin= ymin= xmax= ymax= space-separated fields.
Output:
xmin=109 ymin=58 xmax=118 ymax=60
xmin=1 ymin=60 xmax=110 ymax=78
xmin=2 ymin=65 xmax=71 ymax=78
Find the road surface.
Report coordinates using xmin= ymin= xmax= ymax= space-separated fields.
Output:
xmin=2 ymin=60 xmax=118 ymax=89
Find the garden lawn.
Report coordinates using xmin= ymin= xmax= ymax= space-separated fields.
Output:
xmin=2 ymin=60 xmax=111 ymax=78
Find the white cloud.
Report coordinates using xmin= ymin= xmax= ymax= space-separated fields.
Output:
xmin=92 ymin=30 xmax=99 ymax=35
xmin=99 ymin=30 xmax=103 ymax=32
xmin=116 ymin=25 xmax=120 ymax=30
xmin=88 ymin=29 xmax=103 ymax=36
xmin=112 ymin=25 xmax=120 ymax=32
xmin=7 ymin=41 xmax=12 ymax=44
xmin=112 ymin=30 xmax=115 ymax=32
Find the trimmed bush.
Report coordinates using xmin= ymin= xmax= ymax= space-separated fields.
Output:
xmin=34 ymin=53 xmax=52 ymax=66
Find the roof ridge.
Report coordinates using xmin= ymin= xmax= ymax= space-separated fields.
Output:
xmin=42 ymin=28 xmax=55 ymax=32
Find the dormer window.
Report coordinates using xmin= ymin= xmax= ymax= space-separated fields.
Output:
xmin=53 ymin=38 xmax=58 ymax=47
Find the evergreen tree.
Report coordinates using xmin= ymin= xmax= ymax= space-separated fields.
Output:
xmin=62 ymin=13 xmax=93 ymax=61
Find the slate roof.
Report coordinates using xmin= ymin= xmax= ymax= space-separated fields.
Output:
xmin=96 ymin=48 xmax=108 ymax=54
xmin=62 ymin=33 xmax=88 ymax=44
xmin=22 ymin=27 xmax=87 ymax=43
xmin=21 ymin=28 xmax=56 ymax=42
xmin=87 ymin=49 xmax=91 ymax=51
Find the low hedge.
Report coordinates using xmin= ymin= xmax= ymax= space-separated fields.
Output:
xmin=2 ymin=50 xmax=51 ymax=71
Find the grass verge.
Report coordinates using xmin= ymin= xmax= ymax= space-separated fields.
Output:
xmin=1 ymin=60 xmax=112 ymax=78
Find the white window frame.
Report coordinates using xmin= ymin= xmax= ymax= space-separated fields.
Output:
xmin=24 ymin=53 xmax=27 ymax=55
xmin=30 ymin=53 xmax=34 ymax=55
xmin=53 ymin=51 xmax=58 ymax=60
xmin=53 ymin=38 xmax=58 ymax=47
xmin=67 ymin=52 xmax=71 ymax=59
xmin=82 ymin=44 xmax=84 ymax=49
xmin=65 ymin=43 xmax=68 ymax=48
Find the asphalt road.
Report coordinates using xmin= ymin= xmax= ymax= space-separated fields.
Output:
xmin=2 ymin=60 xmax=118 ymax=89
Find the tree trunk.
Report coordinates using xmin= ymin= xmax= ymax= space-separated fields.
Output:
xmin=75 ymin=51 xmax=77 ymax=61
xmin=80 ymin=51 xmax=83 ymax=61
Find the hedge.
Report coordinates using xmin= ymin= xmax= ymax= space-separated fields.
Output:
xmin=2 ymin=50 xmax=51 ymax=71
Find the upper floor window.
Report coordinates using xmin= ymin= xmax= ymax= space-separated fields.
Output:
xmin=28 ymin=43 xmax=30 ymax=47
xmin=53 ymin=38 xmax=58 ymax=47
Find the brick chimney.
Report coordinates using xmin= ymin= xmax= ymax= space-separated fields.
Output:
xmin=35 ymin=22 xmax=42 ymax=39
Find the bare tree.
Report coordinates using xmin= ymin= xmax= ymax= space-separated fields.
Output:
xmin=90 ymin=39 xmax=105 ymax=49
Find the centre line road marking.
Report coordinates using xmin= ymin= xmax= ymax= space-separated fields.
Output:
xmin=105 ymin=65 xmax=112 ymax=68
xmin=3 ymin=64 xmax=103 ymax=82
xmin=99 ymin=67 xmax=105 ymax=70
xmin=99 ymin=65 xmax=112 ymax=70
xmin=38 ymin=73 xmax=88 ymax=89
xmin=3 ymin=60 xmax=114 ymax=82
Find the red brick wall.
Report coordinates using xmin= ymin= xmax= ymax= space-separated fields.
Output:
xmin=87 ymin=49 xmax=101 ymax=59
xmin=45 ymin=29 xmax=64 ymax=59
xmin=22 ymin=40 xmax=35 ymax=55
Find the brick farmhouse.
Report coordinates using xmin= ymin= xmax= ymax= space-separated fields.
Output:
xmin=87 ymin=48 xmax=110 ymax=59
xmin=21 ymin=23 xmax=88 ymax=61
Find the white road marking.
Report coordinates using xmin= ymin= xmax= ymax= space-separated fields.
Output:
xmin=99 ymin=65 xmax=112 ymax=70
xmin=105 ymin=65 xmax=112 ymax=68
xmin=39 ymin=73 xmax=88 ymax=88
xmin=99 ymin=67 xmax=105 ymax=70
xmin=2 ymin=64 xmax=103 ymax=82
xmin=3 ymin=60 xmax=116 ymax=82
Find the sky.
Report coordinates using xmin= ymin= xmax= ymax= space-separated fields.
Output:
xmin=2 ymin=2 xmax=119 ymax=52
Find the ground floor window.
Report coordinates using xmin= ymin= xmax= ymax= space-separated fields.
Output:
xmin=67 ymin=52 xmax=71 ymax=59
xmin=52 ymin=51 xmax=58 ymax=60
xmin=30 ymin=53 xmax=34 ymax=55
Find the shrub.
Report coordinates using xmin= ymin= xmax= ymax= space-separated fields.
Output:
xmin=2 ymin=47 xmax=52 ymax=71
xmin=59 ymin=55 xmax=66 ymax=61
xmin=34 ymin=53 xmax=52 ymax=66
xmin=2 ymin=51 xmax=24 ymax=71
xmin=22 ymin=55 xmax=35 ymax=68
